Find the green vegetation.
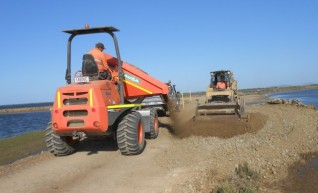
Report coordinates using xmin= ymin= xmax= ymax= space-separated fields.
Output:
xmin=215 ymin=162 xmax=260 ymax=193
xmin=235 ymin=162 xmax=260 ymax=181
xmin=215 ymin=182 xmax=236 ymax=193
xmin=0 ymin=131 xmax=46 ymax=166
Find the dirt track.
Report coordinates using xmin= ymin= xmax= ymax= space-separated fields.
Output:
xmin=0 ymin=95 xmax=318 ymax=193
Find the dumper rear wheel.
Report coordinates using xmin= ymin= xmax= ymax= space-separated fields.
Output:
xmin=117 ymin=112 xmax=145 ymax=155
xmin=147 ymin=108 xmax=159 ymax=139
xmin=45 ymin=122 xmax=76 ymax=156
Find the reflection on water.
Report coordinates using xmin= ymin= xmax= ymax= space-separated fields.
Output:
xmin=297 ymin=156 xmax=318 ymax=176
xmin=246 ymin=102 xmax=266 ymax=106
xmin=278 ymin=154 xmax=318 ymax=193
xmin=0 ymin=111 xmax=51 ymax=139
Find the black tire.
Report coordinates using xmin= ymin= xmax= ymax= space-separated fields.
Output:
xmin=45 ymin=122 xmax=76 ymax=156
xmin=146 ymin=108 xmax=159 ymax=139
xmin=116 ymin=111 xmax=145 ymax=155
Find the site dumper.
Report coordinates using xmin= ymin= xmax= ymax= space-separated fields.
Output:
xmin=45 ymin=26 xmax=179 ymax=156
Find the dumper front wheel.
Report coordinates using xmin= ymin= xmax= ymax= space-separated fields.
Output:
xmin=117 ymin=112 xmax=145 ymax=155
xmin=147 ymin=108 xmax=159 ymax=139
xmin=45 ymin=122 xmax=76 ymax=156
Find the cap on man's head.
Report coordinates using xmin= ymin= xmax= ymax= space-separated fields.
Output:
xmin=96 ymin=43 xmax=105 ymax=49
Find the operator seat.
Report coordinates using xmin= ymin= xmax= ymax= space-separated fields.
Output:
xmin=82 ymin=54 xmax=99 ymax=80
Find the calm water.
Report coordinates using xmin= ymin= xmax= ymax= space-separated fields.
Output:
xmin=270 ymin=88 xmax=318 ymax=108
xmin=0 ymin=111 xmax=51 ymax=139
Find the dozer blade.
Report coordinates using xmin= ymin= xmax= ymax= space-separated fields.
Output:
xmin=194 ymin=102 xmax=248 ymax=121
xmin=197 ymin=102 xmax=238 ymax=114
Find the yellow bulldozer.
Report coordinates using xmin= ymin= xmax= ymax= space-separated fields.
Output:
xmin=194 ymin=70 xmax=248 ymax=121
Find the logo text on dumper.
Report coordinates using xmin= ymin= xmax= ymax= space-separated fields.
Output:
xmin=124 ymin=73 xmax=140 ymax=84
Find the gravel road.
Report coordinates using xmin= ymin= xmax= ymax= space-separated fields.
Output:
xmin=0 ymin=95 xmax=317 ymax=193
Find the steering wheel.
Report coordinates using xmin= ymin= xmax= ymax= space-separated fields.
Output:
xmin=99 ymin=68 xmax=116 ymax=81
xmin=106 ymin=68 xmax=119 ymax=82
xmin=107 ymin=68 xmax=113 ymax=81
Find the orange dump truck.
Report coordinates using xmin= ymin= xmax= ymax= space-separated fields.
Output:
xmin=45 ymin=26 xmax=180 ymax=156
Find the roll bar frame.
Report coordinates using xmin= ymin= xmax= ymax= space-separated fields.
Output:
xmin=62 ymin=26 xmax=125 ymax=104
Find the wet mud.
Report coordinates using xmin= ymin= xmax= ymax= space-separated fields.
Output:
xmin=276 ymin=152 xmax=318 ymax=193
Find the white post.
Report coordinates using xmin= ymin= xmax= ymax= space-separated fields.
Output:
xmin=181 ymin=92 xmax=185 ymax=109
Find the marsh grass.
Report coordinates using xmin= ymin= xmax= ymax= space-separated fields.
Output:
xmin=215 ymin=181 xmax=236 ymax=193
xmin=235 ymin=162 xmax=260 ymax=181
xmin=215 ymin=162 xmax=260 ymax=193
xmin=0 ymin=131 xmax=46 ymax=166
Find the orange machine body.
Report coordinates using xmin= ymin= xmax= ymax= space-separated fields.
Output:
xmin=51 ymin=79 xmax=119 ymax=135
xmin=106 ymin=53 xmax=170 ymax=98
xmin=52 ymin=54 xmax=170 ymax=136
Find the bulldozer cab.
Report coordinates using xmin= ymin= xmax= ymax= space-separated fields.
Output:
xmin=210 ymin=70 xmax=233 ymax=90
xmin=206 ymin=70 xmax=237 ymax=102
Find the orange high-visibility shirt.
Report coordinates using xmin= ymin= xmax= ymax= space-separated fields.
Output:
xmin=216 ymin=81 xmax=228 ymax=89
xmin=88 ymin=48 xmax=109 ymax=72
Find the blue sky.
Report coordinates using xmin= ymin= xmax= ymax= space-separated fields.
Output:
xmin=0 ymin=0 xmax=317 ymax=105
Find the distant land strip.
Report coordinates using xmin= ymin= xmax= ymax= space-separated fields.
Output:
xmin=182 ymin=84 xmax=318 ymax=96
xmin=0 ymin=106 xmax=51 ymax=114
xmin=0 ymin=84 xmax=317 ymax=114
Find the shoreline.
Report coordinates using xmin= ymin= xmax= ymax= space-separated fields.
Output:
xmin=1 ymin=85 xmax=317 ymax=114
xmin=239 ymin=84 xmax=318 ymax=95
xmin=0 ymin=106 xmax=51 ymax=114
